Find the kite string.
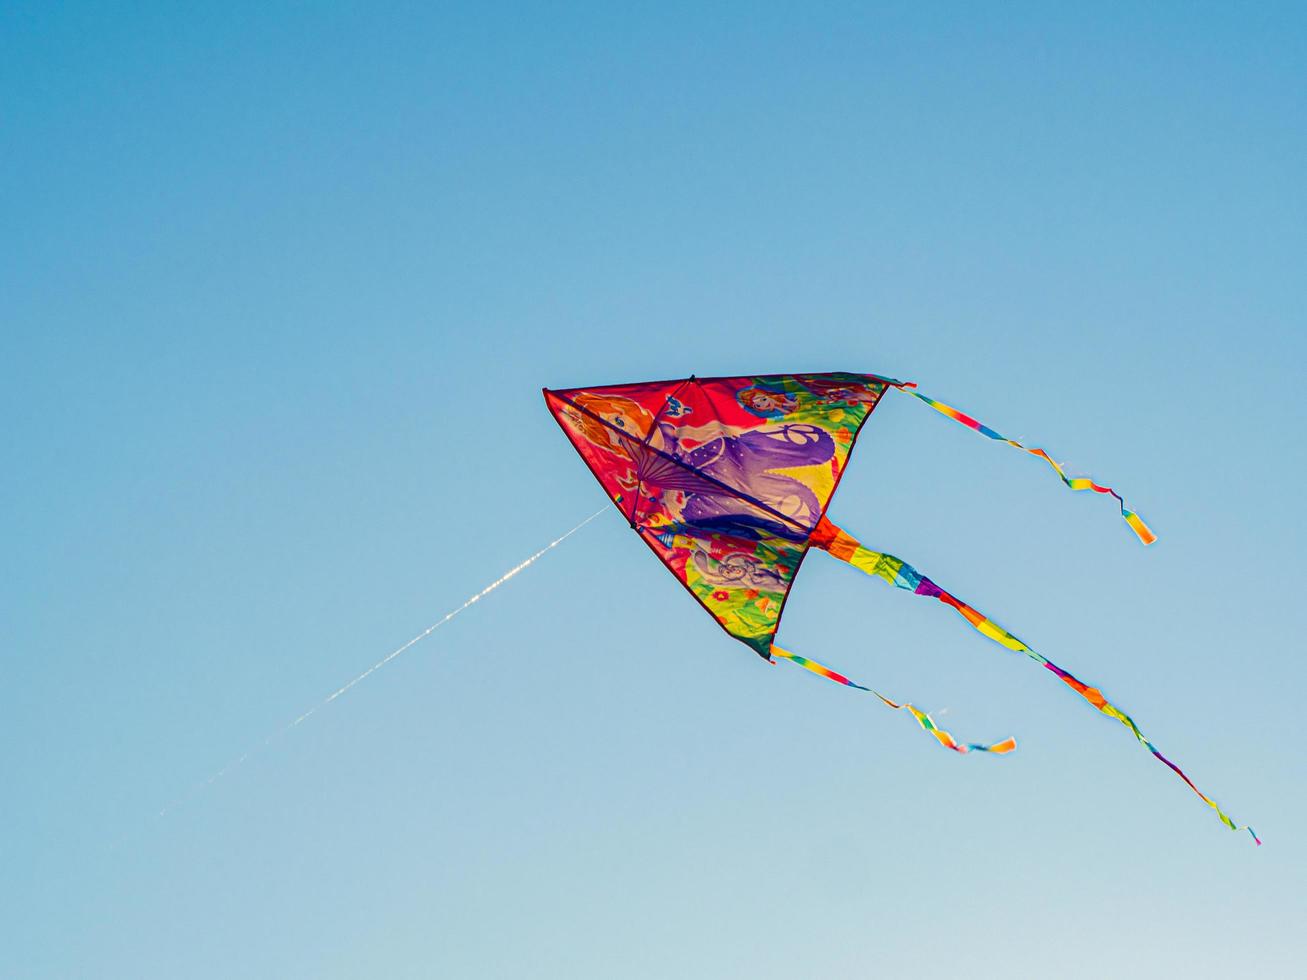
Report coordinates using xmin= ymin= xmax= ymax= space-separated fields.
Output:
xmin=158 ymin=506 xmax=609 ymax=816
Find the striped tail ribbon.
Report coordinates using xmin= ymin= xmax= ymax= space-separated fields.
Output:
xmin=770 ymin=645 xmax=1017 ymax=756
xmin=809 ymin=516 xmax=1258 ymax=843
xmin=893 ymin=383 xmax=1156 ymax=546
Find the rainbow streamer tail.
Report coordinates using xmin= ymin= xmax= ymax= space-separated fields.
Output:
xmin=892 ymin=383 xmax=1156 ymax=546
xmin=770 ymin=645 xmax=1017 ymax=756
xmin=810 ymin=516 xmax=1258 ymax=844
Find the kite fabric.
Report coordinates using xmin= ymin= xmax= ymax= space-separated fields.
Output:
xmin=544 ymin=371 xmax=1255 ymax=842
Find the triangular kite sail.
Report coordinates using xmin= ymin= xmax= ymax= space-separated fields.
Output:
xmin=545 ymin=371 xmax=1255 ymax=842
xmin=545 ymin=373 xmax=889 ymax=656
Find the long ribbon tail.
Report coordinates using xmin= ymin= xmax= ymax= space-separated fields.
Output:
xmin=770 ymin=645 xmax=1017 ymax=756
xmin=810 ymin=516 xmax=1258 ymax=843
xmin=893 ymin=383 xmax=1156 ymax=546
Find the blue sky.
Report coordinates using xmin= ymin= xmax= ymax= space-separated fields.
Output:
xmin=3 ymin=3 xmax=1303 ymax=977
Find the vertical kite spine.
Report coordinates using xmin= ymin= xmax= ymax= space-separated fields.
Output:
xmin=769 ymin=645 xmax=1017 ymax=756
xmin=809 ymin=516 xmax=1258 ymax=843
xmin=894 ymin=385 xmax=1157 ymax=546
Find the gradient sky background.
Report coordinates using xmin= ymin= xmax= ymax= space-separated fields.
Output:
xmin=4 ymin=3 xmax=1304 ymax=977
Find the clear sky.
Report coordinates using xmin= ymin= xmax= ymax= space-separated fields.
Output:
xmin=4 ymin=3 xmax=1304 ymax=977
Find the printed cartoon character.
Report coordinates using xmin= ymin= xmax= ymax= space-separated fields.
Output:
xmin=664 ymin=422 xmax=836 ymax=541
xmin=737 ymin=384 xmax=799 ymax=419
xmin=564 ymin=392 xmax=654 ymax=451
xmin=559 ymin=392 xmax=661 ymax=493
xmin=799 ymin=376 xmax=884 ymax=406
xmin=690 ymin=548 xmax=785 ymax=589
xmin=663 ymin=395 xmax=693 ymax=418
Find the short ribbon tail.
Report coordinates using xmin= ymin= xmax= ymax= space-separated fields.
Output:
xmin=769 ymin=645 xmax=1017 ymax=756
xmin=893 ymin=384 xmax=1156 ymax=546
xmin=809 ymin=516 xmax=1258 ymax=844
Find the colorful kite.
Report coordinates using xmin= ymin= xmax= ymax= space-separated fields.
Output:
xmin=544 ymin=372 xmax=1257 ymax=842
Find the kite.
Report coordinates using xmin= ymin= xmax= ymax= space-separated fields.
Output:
xmin=544 ymin=372 xmax=1257 ymax=842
